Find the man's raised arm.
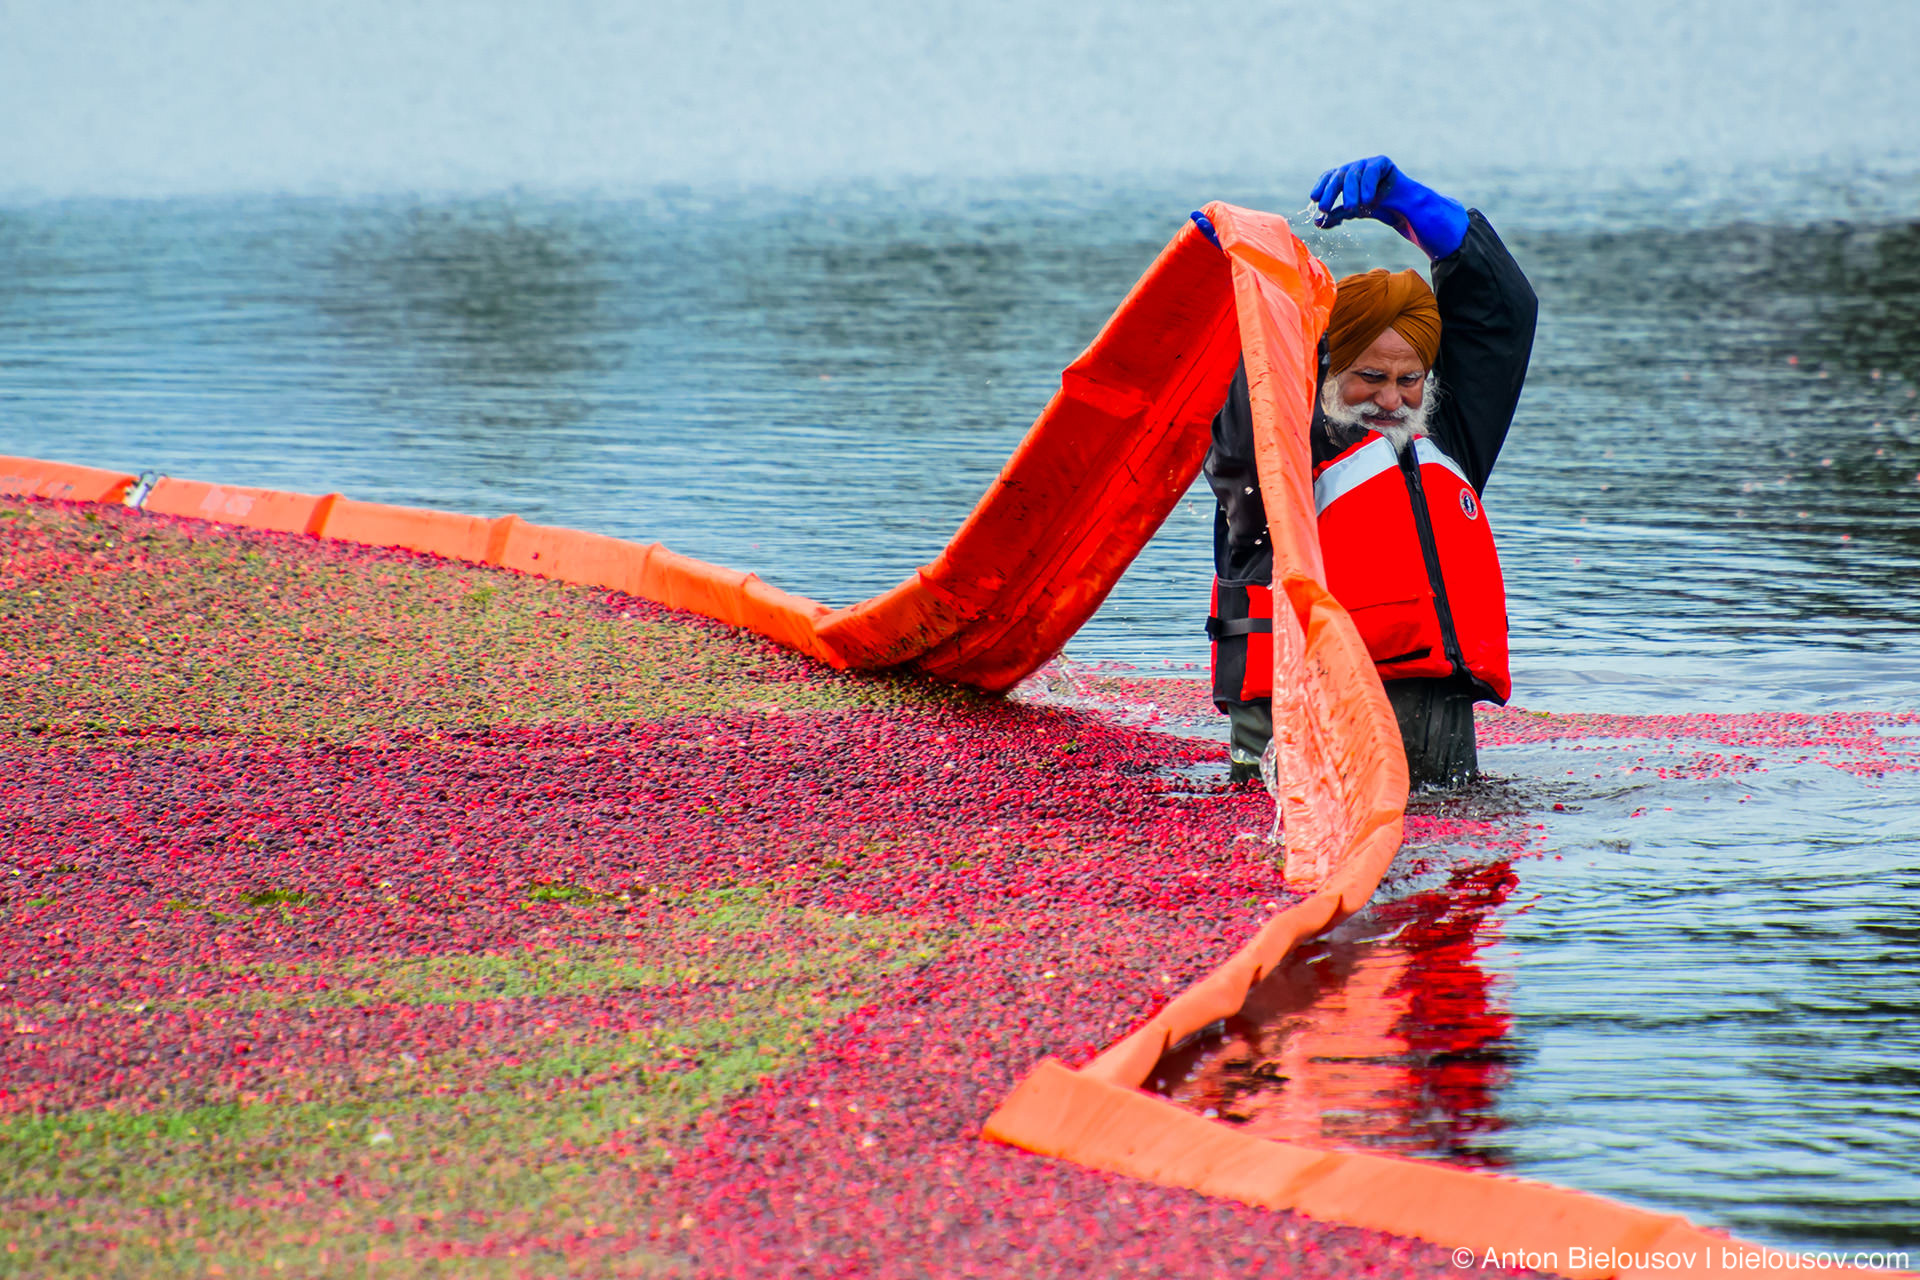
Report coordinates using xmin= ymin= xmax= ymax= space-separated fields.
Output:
xmin=1431 ymin=212 xmax=1539 ymax=494
xmin=1311 ymin=156 xmax=1538 ymax=493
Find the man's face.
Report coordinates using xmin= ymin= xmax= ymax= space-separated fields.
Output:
xmin=1333 ymin=326 xmax=1428 ymax=432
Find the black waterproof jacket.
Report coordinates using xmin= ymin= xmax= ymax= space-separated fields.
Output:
xmin=1203 ymin=210 xmax=1538 ymax=700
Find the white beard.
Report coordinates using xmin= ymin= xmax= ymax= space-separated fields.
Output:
xmin=1319 ymin=375 xmax=1436 ymax=450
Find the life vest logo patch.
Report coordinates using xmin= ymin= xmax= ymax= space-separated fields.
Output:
xmin=1458 ymin=488 xmax=1480 ymax=520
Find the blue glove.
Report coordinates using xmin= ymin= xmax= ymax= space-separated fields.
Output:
xmin=1189 ymin=209 xmax=1223 ymax=250
xmin=1310 ymin=156 xmax=1468 ymax=260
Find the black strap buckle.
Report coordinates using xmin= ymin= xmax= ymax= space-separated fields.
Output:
xmin=1207 ymin=616 xmax=1273 ymax=640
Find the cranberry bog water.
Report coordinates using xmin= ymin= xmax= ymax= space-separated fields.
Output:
xmin=6 ymin=497 xmax=1917 ymax=1277
xmin=0 ymin=498 xmax=1493 ymax=1277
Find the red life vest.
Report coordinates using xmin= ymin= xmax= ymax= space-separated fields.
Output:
xmin=1208 ymin=577 xmax=1274 ymax=705
xmin=1210 ymin=431 xmax=1510 ymax=704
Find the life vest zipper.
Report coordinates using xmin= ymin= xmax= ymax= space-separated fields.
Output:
xmin=1394 ymin=440 xmax=1467 ymax=677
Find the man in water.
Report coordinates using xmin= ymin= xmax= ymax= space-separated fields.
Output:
xmin=1205 ymin=156 xmax=1538 ymax=788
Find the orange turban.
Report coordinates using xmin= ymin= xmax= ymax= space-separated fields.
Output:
xmin=1326 ymin=268 xmax=1441 ymax=374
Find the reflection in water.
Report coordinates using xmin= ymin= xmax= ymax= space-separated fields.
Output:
xmin=1150 ymin=860 xmax=1520 ymax=1164
xmin=1773 ymin=220 xmax=1920 ymax=388
xmin=320 ymin=202 xmax=619 ymax=442
xmin=328 ymin=205 xmax=613 ymax=381
xmin=1141 ymin=724 xmax=1920 ymax=1255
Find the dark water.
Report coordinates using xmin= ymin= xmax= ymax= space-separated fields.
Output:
xmin=3 ymin=170 xmax=1919 ymax=1249
xmin=1149 ymin=740 xmax=1920 ymax=1254
xmin=1485 ymin=742 xmax=1920 ymax=1253
xmin=4 ymin=171 xmax=1919 ymax=700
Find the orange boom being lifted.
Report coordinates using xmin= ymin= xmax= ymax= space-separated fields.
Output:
xmin=5 ymin=203 xmax=1399 ymax=892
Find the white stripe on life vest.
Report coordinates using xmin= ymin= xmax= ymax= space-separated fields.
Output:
xmin=1312 ymin=436 xmax=1398 ymax=514
xmin=1313 ymin=435 xmax=1478 ymax=515
xmin=1414 ymin=436 xmax=1472 ymax=489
